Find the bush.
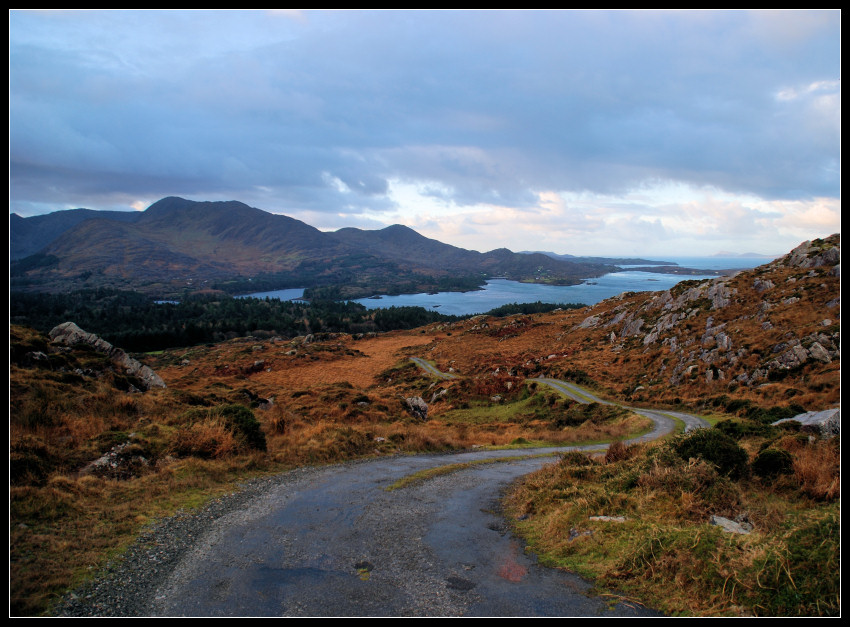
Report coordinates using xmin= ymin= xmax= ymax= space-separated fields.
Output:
xmin=172 ymin=419 xmax=237 ymax=459
xmin=715 ymin=418 xmax=777 ymax=440
xmin=173 ymin=404 xmax=267 ymax=455
xmin=560 ymin=451 xmax=594 ymax=466
xmin=752 ymin=448 xmax=794 ymax=479
xmin=216 ymin=404 xmax=267 ymax=451
xmin=605 ymin=440 xmax=635 ymax=464
xmin=673 ymin=429 xmax=750 ymax=479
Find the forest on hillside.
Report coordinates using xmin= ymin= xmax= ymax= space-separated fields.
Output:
xmin=9 ymin=288 xmax=580 ymax=352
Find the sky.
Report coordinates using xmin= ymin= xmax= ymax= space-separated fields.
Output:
xmin=8 ymin=9 xmax=841 ymax=257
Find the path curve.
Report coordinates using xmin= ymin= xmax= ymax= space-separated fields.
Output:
xmin=63 ymin=361 xmax=707 ymax=617
xmin=530 ymin=376 xmax=710 ymax=439
xmin=409 ymin=357 xmax=457 ymax=379
xmin=143 ymin=449 xmax=660 ymax=617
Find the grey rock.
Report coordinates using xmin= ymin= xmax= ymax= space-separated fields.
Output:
xmin=588 ymin=515 xmax=626 ymax=523
xmin=774 ymin=408 xmax=840 ymax=437
xmin=710 ymin=515 xmax=751 ymax=535
xmin=404 ymin=396 xmax=428 ymax=421
xmin=753 ymin=278 xmax=774 ymax=292
xmin=49 ymin=322 xmax=166 ymax=390
xmin=807 ymin=342 xmax=832 ymax=364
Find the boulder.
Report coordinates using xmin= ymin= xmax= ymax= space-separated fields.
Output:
xmin=774 ymin=408 xmax=840 ymax=437
xmin=404 ymin=396 xmax=428 ymax=421
xmin=48 ymin=321 xmax=166 ymax=390
xmin=710 ymin=515 xmax=753 ymax=535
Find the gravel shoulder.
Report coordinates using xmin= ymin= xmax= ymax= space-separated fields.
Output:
xmin=56 ymin=448 xmax=661 ymax=617
xmin=57 ymin=377 xmax=699 ymax=617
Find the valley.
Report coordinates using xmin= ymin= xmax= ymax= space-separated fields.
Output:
xmin=9 ymin=234 xmax=840 ymax=616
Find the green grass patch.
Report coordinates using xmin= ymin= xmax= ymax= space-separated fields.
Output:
xmin=504 ymin=435 xmax=840 ymax=617
xmin=384 ymin=454 xmax=555 ymax=491
xmin=440 ymin=392 xmax=551 ymax=425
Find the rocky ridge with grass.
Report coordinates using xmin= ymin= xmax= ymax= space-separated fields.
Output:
xmin=49 ymin=321 xmax=167 ymax=391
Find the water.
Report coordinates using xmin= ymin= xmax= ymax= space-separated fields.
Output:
xmin=351 ymin=256 xmax=775 ymax=316
xmin=238 ymin=256 xmax=777 ymax=317
xmin=622 ymin=255 xmax=777 ymax=271
xmin=235 ymin=288 xmax=307 ymax=302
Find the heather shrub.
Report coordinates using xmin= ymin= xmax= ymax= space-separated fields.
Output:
xmin=216 ymin=404 xmax=267 ymax=452
xmin=752 ymin=448 xmax=794 ymax=479
xmin=672 ymin=428 xmax=749 ymax=479
xmin=605 ymin=440 xmax=634 ymax=464
xmin=555 ymin=451 xmax=595 ymax=471
xmin=792 ymin=440 xmax=840 ymax=501
xmin=172 ymin=404 xmax=267 ymax=456
xmin=714 ymin=418 xmax=777 ymax=440
xmin=172 ymin=419 xmax=237 ymax=459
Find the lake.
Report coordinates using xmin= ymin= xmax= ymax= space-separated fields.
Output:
xmin=239 ymin=256 xmax=776 ymax=317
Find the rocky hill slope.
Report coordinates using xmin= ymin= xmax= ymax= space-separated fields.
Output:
xmin=412 ymin=234 xmax=840 ymax=414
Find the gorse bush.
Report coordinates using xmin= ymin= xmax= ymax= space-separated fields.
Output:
xmin=672 ymin=428 xmax=749 ymax=479
xmin=173 ymin=404 xmax=266 ymax=456
xmin=714 ymin=418 xmax=777 ymax=440
xmin=751 ymin=448 xmax=794 ymax=479
xmin=216 ymin=404 xmax=267 ymax=452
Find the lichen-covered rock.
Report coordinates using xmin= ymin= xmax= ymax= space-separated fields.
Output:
xmin=404 ymin=396 xmax=428 ymax=421
xmin=774 ymin=407 xmax=840 ymax=437
xmin=48 ymin=321 xmax=166 ymax=390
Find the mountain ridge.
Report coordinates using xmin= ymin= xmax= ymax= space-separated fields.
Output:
xmin=11 ymin=197 xmax=625 ymax=298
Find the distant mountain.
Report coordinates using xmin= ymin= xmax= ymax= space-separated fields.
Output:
xmin=10 ymin=209 xmax=141 ymax=261
xmin=711 ymin=251 xmax=779 ymax=259
xmin=522 ymin=251 xmax=675 ymax=266
xmin=10 ymin=197 xmax=621 ymax=298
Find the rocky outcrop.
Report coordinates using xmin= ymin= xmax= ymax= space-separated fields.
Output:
xmin=774 ymin=407 xmax=840 ymax=437
xmin=780 ymin=237 xmax=842 ymax=270
xmin=404 ymin=396 xmax=428 ymax=421
xmin=48 ymin=321 xmax=166 ymax=390
xmin=80 ymin=438 xmax=151 ymax=479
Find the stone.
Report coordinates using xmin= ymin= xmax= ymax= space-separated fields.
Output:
xmin=808 ymin=342 xmax=832 ymax=364
xmin=404 ymin=396 xmax=428 ymax=421
xmin=589 ymin=515 xmax=626 ymax=523
xmin=49 ymin=322 xmax=166 ymax=390
xmin=774 ymin=408 xmax=840 ymax=437
xmin=710 ymin=515 xmax=751 ymax=535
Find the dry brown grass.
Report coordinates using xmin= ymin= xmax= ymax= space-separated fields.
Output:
xmin=504 ymin=431 xmax=841 ymax=617
xmin=788 ymin=440 xmax=840 ymax=501
xmin=604 ymin=440 xmax=643 ymax=464
xmin=172 ymin=419 xmax=238 ymax=459
xmin=9 ymin=245 xmax=841 ymax=615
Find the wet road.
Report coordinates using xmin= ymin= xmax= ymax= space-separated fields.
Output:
xmin=148 ymin=448 xmax=660 ymax=617
xmin=144 ymin=375 xmax=706 ymax=616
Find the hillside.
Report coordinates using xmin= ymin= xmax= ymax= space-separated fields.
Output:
xmin=10 ymin=209 xmax=141 ymax=261
xmin=10 ymin=197 xmax=619 ymax=298
xmin=9 ymin=234 xmax=840 ymax=616
xmin=418 ymin=234 xmax=840 ymax=412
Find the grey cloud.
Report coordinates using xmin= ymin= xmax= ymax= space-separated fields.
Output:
xmin=9 ymin=9 xmax=840 ymax=218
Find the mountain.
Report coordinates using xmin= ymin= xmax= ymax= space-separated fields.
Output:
xmin=10 ymin=209 xmax=141 ymax=261
xmin=10 ymin=197 xmax=620 ymax=298
xmin=522 ymin=250 xmax=676 ymax=266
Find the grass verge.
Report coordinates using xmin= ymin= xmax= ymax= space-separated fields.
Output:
xmin=383 ymin=453 xmax=557 ymax=491
xmin=503 ymin=431 xmax=840 ymax=616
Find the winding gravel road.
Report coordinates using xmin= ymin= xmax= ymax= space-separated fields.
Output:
xmin=58 ymin=372 xmax=708 ymax=617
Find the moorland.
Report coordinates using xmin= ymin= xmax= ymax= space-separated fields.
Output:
xmin=9 ymin=225 xmax=840 ymax=616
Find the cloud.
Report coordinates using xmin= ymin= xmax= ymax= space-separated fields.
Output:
xmin=9 ymin=9 xmax=840 ymax=256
